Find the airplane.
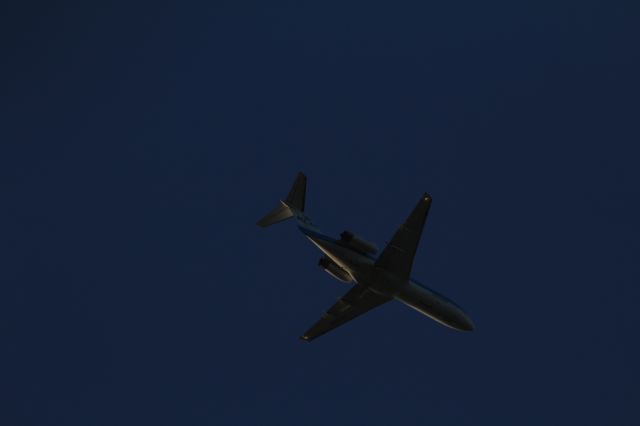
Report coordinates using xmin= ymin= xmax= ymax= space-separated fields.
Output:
xmin=257 ymin=172 xmax=474 ymax=342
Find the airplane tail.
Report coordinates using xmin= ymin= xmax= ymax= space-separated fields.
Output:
xmin=256 ymin=172 xmax=307 ymax=228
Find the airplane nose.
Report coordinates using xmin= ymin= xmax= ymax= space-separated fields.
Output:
xmin=461 ymin=319 xmax=475 ymax=331
xmin=457 ymin=313 xmax=475 ymax=331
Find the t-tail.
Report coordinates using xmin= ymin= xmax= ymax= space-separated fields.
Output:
xmin=257 ymin=172 xmax=307 ymax=228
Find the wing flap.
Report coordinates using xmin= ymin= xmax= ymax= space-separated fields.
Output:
xmin=301 ymin=284 xmax=390 ymax=342
xmin=374 ymin=194 xmax=432 ymax=280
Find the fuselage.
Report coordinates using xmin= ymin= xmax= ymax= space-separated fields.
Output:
xmin=299 ymin=222 xmax=474 ymax=332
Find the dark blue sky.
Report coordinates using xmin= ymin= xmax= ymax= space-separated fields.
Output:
xmin=2 ymin=1 xmax=639 ymax=425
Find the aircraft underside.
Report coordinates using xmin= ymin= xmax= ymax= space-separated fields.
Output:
xmin=307 ymin=231 xmax=474 ymax=336
xmin=257 ymin=172 xmax=474 ymax=341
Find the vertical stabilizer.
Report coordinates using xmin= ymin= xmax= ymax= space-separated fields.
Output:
xmin=284 ymin=172 xmax=306 ymax=212
xmin=256 ymin=172 xmax=307 ymax=228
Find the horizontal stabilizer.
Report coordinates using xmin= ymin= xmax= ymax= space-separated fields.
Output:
xmin=256 ymin=202 xmax=293 ymax=227
xmin=257 ymin=172 xmax=307 ymax=228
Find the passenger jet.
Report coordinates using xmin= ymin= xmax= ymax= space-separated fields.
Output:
xmin=257 ymin=172 xmax=474 ymax=341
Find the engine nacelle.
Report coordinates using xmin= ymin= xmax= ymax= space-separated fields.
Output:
xmin=340 ymin=231 xmax=379 ymax=255
xmin=318 ymin=256 xmax=353 ymax=283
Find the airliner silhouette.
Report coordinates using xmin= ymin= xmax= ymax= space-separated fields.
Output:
xmin=258 ymin=173 xmax=474 ymax=341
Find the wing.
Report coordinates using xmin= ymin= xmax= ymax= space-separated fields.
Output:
xmin=374 ymin=194 xmax=432 ymax=281
xmin=300 ymin=284 xmax=390 ymax=342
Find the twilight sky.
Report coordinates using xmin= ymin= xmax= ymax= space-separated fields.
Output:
xmin=2 ymin=1 xmax=639 ymax=425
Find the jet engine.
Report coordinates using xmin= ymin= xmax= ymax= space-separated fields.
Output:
xmin=318 ymin=256 xmax=353 ymax=283
xmin=340 ymin=231 xmax=379 ymax=255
